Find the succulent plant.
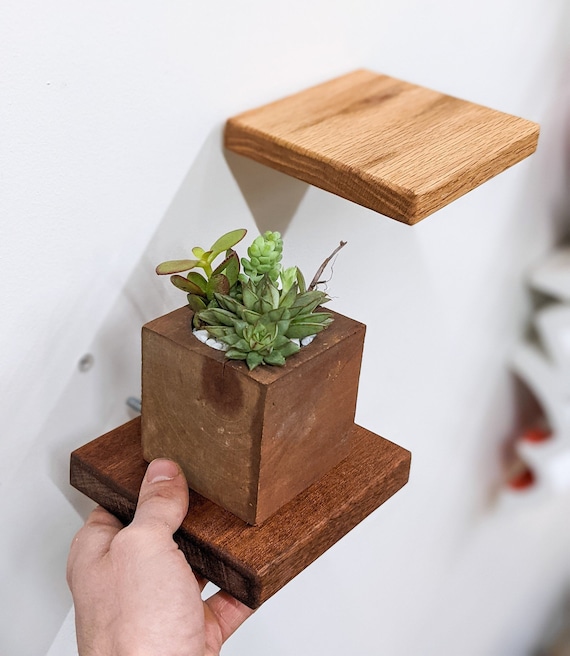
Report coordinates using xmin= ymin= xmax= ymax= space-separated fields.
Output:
xmin=240 ymin=231 xmax=283 ymax=283
xmin=197 ymin=274 xmax=332 ymax=369
xmin=157 ymin=228 xmax=340 ymax=370
xmin=155 ymin=228 xmax=247 ymax=312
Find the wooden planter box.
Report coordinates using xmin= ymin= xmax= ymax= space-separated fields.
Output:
xmin=141 ymin=306 xmax=366 ymax=525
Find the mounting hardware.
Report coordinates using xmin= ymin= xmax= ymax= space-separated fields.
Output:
xmin=126 ymin=397 xmax=141 ymax=413
xmin=78 ymin=354 xmax=94 ymax=372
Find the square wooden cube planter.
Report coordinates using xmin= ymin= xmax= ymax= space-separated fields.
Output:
xmin=141 ymin=306 xmax=366 ymax=525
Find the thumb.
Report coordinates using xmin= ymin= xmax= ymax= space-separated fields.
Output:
xmin=131 ymin=459 xmax=189 ymax=535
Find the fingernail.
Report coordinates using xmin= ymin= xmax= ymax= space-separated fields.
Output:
xmin=146 ymin=459 xmax=179 ymax=483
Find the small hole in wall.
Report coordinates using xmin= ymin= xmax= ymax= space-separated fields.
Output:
xmin=78 ymin=354 xmax=94 ymax=372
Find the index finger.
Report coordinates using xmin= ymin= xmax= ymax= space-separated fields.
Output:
xmin=67 ymin=506 xmax=123 ymax=586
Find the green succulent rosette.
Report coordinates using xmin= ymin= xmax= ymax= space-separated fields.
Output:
xmin=196 ymin=276 xmax=332 ymax=370
xmin=156 ymin=228 xmax=335 ymax=370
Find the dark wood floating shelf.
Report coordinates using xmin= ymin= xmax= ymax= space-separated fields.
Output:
xmin=70 ymin=417 xmax=411 ymax=609
xmin=225 ymin=69 xmax=539 ymax=225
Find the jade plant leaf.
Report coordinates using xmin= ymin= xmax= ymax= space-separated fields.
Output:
xmin=224 ymin=252 xmax=240 ymax=287
xmin=213 ymin=273 xmax=231 ymax=293
xmin=187 ymin=272 xmax=207 ymax=293
xmin=212 ymin=251 xmax=240 ymax=288
xmin=210 ymin=229 xmax=247 ymax=257
xmin=206 ymin=274 xmax=230 ymax=299
xmin=156 ymin=259 xmax=199 ymax=275
xmin=170 ymin=275 xmax=205 ymax=294
xmin=187 ymin=294 xmax=207 ymax=312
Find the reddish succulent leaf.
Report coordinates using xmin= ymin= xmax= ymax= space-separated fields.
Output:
xmin=187 ymin=272 xmax=208 ymax=292
xmin=212 ymin=251 xmax=239 ymax=277
xmin=187 ymin=294 xmax=207 ymax=312
xmin=156 ymin=259 xmax=199 ymax=275
xmin=170 ymin=275 xmax=205 ymax=294
xmin=209 ymin=273 xmax=231 ymax=295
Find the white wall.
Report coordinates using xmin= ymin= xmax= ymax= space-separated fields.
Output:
xmin=2 ymin=2 xmax=570 ymax=654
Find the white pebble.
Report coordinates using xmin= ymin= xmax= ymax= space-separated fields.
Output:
xmin=193 ymin=330 xmax=209 ymax=343
xmin=301 ymin=334 xmax=316 ymax=347
xmin=291 ymin=338 xmax=301 ymax=347
xmin=206 ymin=338 xmax=225 ymax=351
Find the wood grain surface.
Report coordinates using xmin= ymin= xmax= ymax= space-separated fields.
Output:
xmin=225 ymin=69 xmax=539 ymax=224
xmin=141 ymin=306 xmax=366 ymax=525
xmin=70 ymin=417 xmax=411 ymax=608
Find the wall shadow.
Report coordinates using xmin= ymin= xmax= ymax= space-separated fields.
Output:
xmin=224 ymin=149 xmax=308 ymax=236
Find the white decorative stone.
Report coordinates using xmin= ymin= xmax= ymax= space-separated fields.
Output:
xmin=194 ymin=329 xmax=229 ymax=351
xmin=196 ymin=329 xmax=315 ymax=353
xmin=206 ymin=338 xmax=228 ymax=351
xmin=193 ymin=330 xmax=209 ymax=343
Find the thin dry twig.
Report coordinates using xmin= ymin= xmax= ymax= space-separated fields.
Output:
xmin=308 ymin=241 xmax=347 ymax=291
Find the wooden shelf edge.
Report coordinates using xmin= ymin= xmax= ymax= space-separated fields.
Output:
xmin=225 ymin=69 xmax=539 ymax=224
xmin=70 ymin=418 xmax=411 ymax=608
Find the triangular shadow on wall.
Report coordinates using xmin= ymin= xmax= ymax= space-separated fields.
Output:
xmin=224 ymin=149 xmax=308 ymax=237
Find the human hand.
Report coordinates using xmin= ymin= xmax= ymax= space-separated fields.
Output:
xmin=67 ymin=458 xmax=254 ymax=655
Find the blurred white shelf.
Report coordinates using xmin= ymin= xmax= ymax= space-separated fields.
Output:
xmin=516 ymin=437 xmax=570 ymax=492
xmin=505 ymin=245 xmax=570 ymax=506
xmin=528 ymin=246 xmax=570 ymax=302
xmin=511 ymin=340 xmax=570 ymax=437
xmin=535 ymin=303 xmax=570 ymax=390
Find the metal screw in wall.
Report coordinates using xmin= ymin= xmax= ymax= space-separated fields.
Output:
xmin=78 ymin=354 xmax=94 ymax=372
xmin=126 ymin=397 xmax=141 ymax=413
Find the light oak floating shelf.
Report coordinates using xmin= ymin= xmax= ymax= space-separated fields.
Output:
xmin=225 ymin=69 xmax=540 ymax=224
